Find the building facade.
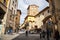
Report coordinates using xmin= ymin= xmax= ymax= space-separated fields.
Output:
xmin=23 ymin=4 xmax=39 ymax=30
xmin=24 ymin=15 xmax=35 ymax=30
xmin=46 ymin=0 xmax=60 ymax=34
xmin=2 ymin=0 xmax=18 ymax=34
xmin=0 ymin=0 xmax=7 ymax=34
xmin=8 ymin=0 xmax=18 ymax=33
xmin=35 ymin=6 xmax=51 ymax=30
xmin=15 ymin=10 xmax=21 ymax=32
xmin=0 ymin=0 xmax=12 ymax=34
xmin=27 ymin=4 xmax=39 ymax=16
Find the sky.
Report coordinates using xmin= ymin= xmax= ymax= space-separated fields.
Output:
xmin=18 ymin=0 xmax=49 ymax=25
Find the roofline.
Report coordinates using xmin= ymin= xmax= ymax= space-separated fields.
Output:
xmin=27 ymin=4 xmax=39 ymax=10
xmin=35 ymin=6 xmax=49 ymax=17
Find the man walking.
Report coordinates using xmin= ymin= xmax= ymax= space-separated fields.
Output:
xmin=46 ymin=29 xmax=50 ymax=40
xmin=26 ymin=30 xmax=28 ymax=37
xmin=39 ymin=29 xmax=42 ymax=39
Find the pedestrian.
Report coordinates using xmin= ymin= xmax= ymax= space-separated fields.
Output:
xmin=49 ymin=30 xmax=51 ymax=37
xmin=54 ymin=30 xmax=59 ymax=40
xmin=46 ymin=29 xmax=50 ymax=40
xmin=39 ymin=29 xmax=42 ymax=39
xmin=42 ymin=30 xmax=46 ymax=39
xmin=26 ymin=30 xmax=28 ymax=37
xmin=8 ymin=27 xmax=13 ymax=35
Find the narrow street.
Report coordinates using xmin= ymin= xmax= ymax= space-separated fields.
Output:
xmin=0 ymin=0 xmax=60 ymax=40
xmin=12 ymin=33 xmax=53 ymax=40
xmin=12 ymin=34 xmax=40 ymax=40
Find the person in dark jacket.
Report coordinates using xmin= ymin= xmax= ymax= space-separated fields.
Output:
xmin=39 ymin=29 xmax=42 ymax=39
xmin=42 ymin=30 xmax=46 ymax=38
xmin=46 ymin=29 xmax=50 ymax=40
xmin=26 ymin=30 xmax=28 ymax=37
xmin=54 ymin=30 xmax=59 ymax=40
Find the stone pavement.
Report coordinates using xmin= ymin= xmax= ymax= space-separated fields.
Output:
xmin=12 ymin=34 xmax=40 ymax=40
xmin=12 ymin=34 xmax=54 ymax=40
xmin=12 ymin=33 xmax=60 ymax=40
xmin=0 ymin=33 xmax=20 ymax=40
xmin=0 ymin=33 xmax=59 ymax=40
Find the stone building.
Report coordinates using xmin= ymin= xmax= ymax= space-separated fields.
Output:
xmin=0 ymin=0 xmax=7 ymax=34
xmin=1 ymin=0 xmax=18 ymax=34
xmin=46 ymin=0 xmax=60 ymax=34
xmin=0 ymin=0 xmax=12 ymax=34
xmin=7 ymin=0 xmax=18 ymax=33
xmin=27 ymin=4 xmax=39 ymax=16
xmin=24 ymin=15 xmax=35 ymax=30
xmin=35 ymin=6 xmax=51 ymax=30
xmin=15 ymin=9 xmax=21 ymax=32
xmin=23 ymin=4 xmax=39 ymax=30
